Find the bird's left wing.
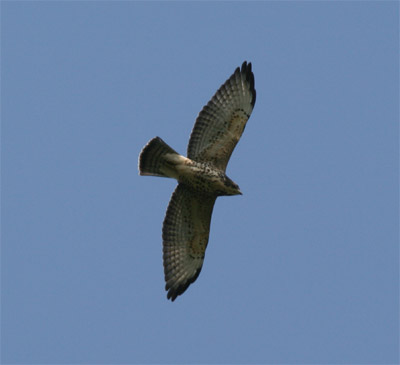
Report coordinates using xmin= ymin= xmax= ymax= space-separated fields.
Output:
xmin=187 ymin=61 xmax=256 ymax=171
xmin=162 ymin=183 xmax=216 ymax=301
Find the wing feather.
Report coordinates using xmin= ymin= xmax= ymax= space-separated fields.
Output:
xmin=187 ymin=61 xmax=256 ymax=171
xmin=162 ymin=184 xmax=217 ymax=301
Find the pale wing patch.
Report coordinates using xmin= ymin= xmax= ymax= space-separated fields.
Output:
xmin=197 ymin=109 xmax=250 ymax=169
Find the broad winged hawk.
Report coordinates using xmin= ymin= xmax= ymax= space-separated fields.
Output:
xmin=139 ymin=62 xmax=256 ymax=301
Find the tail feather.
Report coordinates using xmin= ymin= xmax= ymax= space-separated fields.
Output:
xmin=139 ymin=137 xmax=179 ymax=178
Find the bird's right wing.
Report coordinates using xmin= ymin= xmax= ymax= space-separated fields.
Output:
xmin=162 ymin=183 xmax=216 ymax=301
xmin=187 ymin=61 xmax=256 ymax=171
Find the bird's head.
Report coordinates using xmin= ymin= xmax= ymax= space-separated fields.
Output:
xmin=220 ymin=176 xmax=242 ymax=196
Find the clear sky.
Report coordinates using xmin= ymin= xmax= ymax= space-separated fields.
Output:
xmin=2 ymin=1 xmax=398 ymax=364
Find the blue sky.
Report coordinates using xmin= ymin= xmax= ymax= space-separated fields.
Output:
xmin=2 ymin=1 xmax=398 ymax=364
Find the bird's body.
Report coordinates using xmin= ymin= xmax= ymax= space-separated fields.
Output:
xmin=139 ymin=62 xmax=256 ymax=301
xmin=140 ymin=137 xmax=241 ymax=196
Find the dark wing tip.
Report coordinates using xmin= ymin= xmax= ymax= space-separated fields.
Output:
xmin=241 ymin=61 xmax=256 ymax=108
xmin=165 ymin=267 xmax=202 ymax=302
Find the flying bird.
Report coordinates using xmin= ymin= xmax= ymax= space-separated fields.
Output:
xmin=139 ymin=62 xmax=256 ymax=301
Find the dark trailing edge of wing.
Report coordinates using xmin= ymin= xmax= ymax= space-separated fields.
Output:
xmin=239 ymin=61 xmax=256 ymax=108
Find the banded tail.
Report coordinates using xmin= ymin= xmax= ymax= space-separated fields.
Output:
xmin=139 ymin=137 xmax=180 ymax=178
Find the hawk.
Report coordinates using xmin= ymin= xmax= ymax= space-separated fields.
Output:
xmin=139 ymin=62 xmax=256 ymax=301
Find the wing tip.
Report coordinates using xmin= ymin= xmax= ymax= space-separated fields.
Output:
xmin=164 ymin=267 xmax=203 ymax=302
xmin=241 ymin=61 xmax=256 ymax=108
